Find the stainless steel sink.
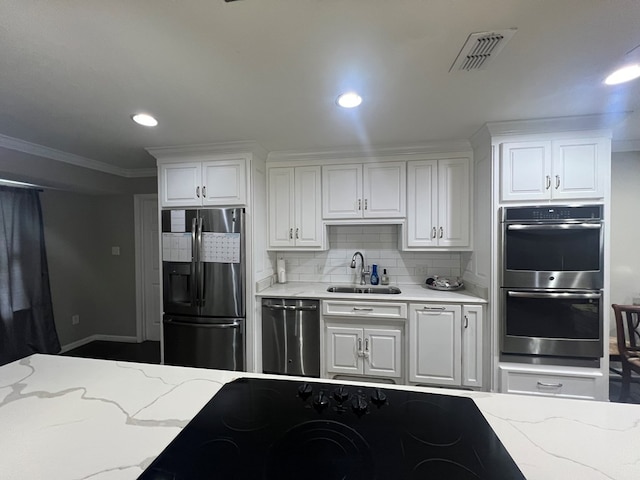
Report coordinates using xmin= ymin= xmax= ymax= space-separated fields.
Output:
xmin=326 ymin=286 xmax=402 ymax=294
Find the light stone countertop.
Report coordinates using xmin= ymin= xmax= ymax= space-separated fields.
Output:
xmin=1 ymin=354 xmax=639 ymax=479
xmin=256 ymin=281 xmax=487 ymax=304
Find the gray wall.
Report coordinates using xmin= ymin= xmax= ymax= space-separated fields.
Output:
xmin=41 ymin=190 xmax=149 ymax=347
xmin=610 ymin=151 xmax=640 ymax=315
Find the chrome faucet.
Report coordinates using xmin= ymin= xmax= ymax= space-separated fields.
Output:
xmin=350 ymin=251 xmax=370 ymax=285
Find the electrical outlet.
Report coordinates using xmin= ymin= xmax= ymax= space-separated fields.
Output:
xmin=72 ymin=314 xmax=80 ymax=325
xmin=416 ymin=266 xmax=429 ymax=276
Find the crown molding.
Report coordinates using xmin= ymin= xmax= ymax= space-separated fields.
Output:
xmin=146 ymin=141 xmax=269 ymax=162
xmin=481 ymin=113 xmax=623 ymax=138
xmin=266 ymin=140 xmax=472 ymax=163
xmin=0 ymin=133 xmax=155 ymax=178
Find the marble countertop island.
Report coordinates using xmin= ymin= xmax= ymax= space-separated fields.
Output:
xmin=1 ymin=354 xmax=639 ymax=479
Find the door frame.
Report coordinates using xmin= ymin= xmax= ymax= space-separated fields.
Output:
xmin=134 ymin=193 xmax=159 ymax=342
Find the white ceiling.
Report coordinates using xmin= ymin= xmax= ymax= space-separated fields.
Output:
xmin=0 ymin=0 xmax=639 ymax=173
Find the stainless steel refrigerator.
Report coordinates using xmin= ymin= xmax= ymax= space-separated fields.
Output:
xmin=161 ymin=208 xmax=245 ymax=370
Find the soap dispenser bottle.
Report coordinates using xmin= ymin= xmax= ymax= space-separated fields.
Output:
xmin=370 ymin=264 xmax=379 ymax=285
xmin=381 ymin=268 xmax=389 ymax=285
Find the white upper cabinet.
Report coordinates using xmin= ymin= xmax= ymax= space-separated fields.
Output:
xmin=268 ymin=166 xmax=324 ymax=249
xmin=322 ymin=162 xmax=406 ymax=219
xmin=406 ymin=157 xmax=471 ymax=249
xmin=500 ymin=137 xmax=609 ymax=202
xmin=159 ymin=157 xmax=247 ymax=207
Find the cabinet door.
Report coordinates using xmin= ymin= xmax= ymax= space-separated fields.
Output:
xmin=294 ymin=166 xmax=323 ymax=248
xmin=268 ymin=167 xmax=294 ymax=248
xmin=322 ymin=164 xmax=363 ymax=219
xmin=408 ymin=304 xmax=461 ymax=386
xmin=326 ymin=325 xmax=363 ymax=375
xmin=551 ymin=138 xmax=608 ymax=200
xmin=159 ymin=162 xmax=202 ymax=207
xmin=500 ymin=141 xmax=552 ymax=202
xmin=406 ymin=160 xmax=438 ymax=247
xmin=202 ymin=158 xmax=246 ymax=206
xmin=437 ymin=158 xmax=470 ymax=247
xmin=363 ymin=162 xmax=406 ymax=218
xmin=462 ymin=305 xmax=483 ymax=388
xmin=364 ymin=327 xmax=402 ymax=378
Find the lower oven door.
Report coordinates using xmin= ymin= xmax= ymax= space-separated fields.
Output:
xmin=501 ymin=289 xmax=602 ymax=359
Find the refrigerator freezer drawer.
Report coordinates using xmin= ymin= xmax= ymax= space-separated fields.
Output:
xmin=163 ymin=316 xmax=244 ymax=371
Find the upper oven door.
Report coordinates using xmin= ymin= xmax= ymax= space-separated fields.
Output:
xmin=501 ymin=221 xmax=603 ymax=289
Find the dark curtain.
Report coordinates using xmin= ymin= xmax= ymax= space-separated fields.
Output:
xmin=0 ymin=186 xmax=60 ymax=365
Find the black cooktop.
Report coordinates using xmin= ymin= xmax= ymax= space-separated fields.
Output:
xmin=139 ymin=378 xmax=525 ymax=480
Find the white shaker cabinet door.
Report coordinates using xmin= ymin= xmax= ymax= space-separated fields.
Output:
xmin=326 ymin=325 xmax=363 ymax=375
xmin=409 ymin=304 xmax=462 ymax=386
xmin=294 ymin=166 xmax=323 ymax=248
xmin=364 ymin=327 xmax=402 ymax=378
xmin=201 ymin=158 xmax=246 ymax=206
xmin=159 ymin=162 xmax=202 ymax=207
xmin=437 ymin=157 xmax=470 ymax=247
xmin=461 ymin=305 xmax=483 ymax=388
xmin=322 ymin=164 xmax=363 ymax=219
xmin=551 ymin=138 xmax=608 ymax=200
xmin=268 ymin=167 xmax=295 ymax=247
xmin=500 ymin=141 xmax=552 ymax=202
xmin=363 ymin=162 xmax=406 ymax=218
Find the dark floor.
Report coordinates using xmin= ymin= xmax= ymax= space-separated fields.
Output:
xmin=62 ymin=340 xmax=161 ymax=364
xmin=62 ymin=341 xmax=640 ymax=404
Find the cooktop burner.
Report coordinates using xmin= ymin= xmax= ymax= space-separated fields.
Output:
xmin=139 ymin=378 xmax=525 ymax=480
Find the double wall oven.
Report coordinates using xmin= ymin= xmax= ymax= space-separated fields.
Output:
xmin=500 ymin=205 xmax=604 ymax=366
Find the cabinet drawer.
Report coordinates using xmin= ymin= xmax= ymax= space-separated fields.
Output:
xmin=499 ymin=365 xmax=603 ymax=400
xmin=323 ymin=300 xmax=407 ymax=319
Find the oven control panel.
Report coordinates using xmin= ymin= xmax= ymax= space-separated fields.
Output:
xmin=502 ymin=204 xmax=603 ymax=222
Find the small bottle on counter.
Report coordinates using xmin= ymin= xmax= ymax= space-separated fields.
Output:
xmin=370 ymin=264 xmax=379 ymax=285
xmin=381 ymin=268 xmax=389 ymax=285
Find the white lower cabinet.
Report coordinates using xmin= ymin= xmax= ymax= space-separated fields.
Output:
xmin=323 ymin=300 xmax=405 ymax=381
xmin=326 ymin=324 xmax=402 ymax=378
xmin=408 ymin=303 xmax=483 ymax=388
xmin=499 ymin=363 xmax=605 ymax=401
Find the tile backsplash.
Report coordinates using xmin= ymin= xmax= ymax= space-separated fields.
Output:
xmin=277 ymin=225 xmax=461 ymax=285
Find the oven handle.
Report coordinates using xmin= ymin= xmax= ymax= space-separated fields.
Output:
xmin=507 ymin=291 xmax=602 ymax=300
xmin=507 ymin=223 xmax=601 ymax=231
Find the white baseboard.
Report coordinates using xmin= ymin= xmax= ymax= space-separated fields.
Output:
xmin=60 ymin=334 xmax=139 ymax=353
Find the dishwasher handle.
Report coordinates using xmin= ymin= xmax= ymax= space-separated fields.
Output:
xmin=164 ymin=318 xmax=242 ymax=329
xmin=264 ymin=304 xmax=318 ymax=311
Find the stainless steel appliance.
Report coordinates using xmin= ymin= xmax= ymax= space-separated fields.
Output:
xmin=501 ymin=204 xmax=603 ymax=289
xmin=139 ymin=378 xmax=525 ymax=479
xmin=500 ymin=205 xmax=604 ymax=364
xmin=262 ymin=298 xmax=320 ymax=377
xmin=162 ymin=208 xmax=245 ymax=370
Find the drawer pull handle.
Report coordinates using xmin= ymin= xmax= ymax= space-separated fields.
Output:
xmin=423 ymin=306 xmax=446 ymax=311
xmin=464 ymin=315 xmax=469 ymax=328
xmin=353 ymin=307 xmax=374 ymax=311
xmin=537 ymin=381 xmax=563 ymax=389
xmin=358 ymin=338 xmax=363 ymax=357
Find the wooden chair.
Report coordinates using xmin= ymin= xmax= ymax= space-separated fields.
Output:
xmin=611 ymin=304 xmax=640 ymax=402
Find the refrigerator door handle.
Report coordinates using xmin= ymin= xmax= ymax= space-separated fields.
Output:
xmin=190 ymin=217 xmax=199 ymax=307
xmin=197 ymin=216 xmax=205 ymax=307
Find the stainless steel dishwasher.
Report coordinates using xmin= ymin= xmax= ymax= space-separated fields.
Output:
xmin=261 ymin=298 xmax=320 ymax=377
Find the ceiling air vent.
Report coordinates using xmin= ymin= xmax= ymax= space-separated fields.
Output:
xmin=449 ymin=29 xmax=517 ymax=72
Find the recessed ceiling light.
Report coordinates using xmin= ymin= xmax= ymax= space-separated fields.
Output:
xmin=131 ymin=113 xmax=158 ymax=127
xmin=336 ymin=92 xmax=363 ymax=108
xmin=604 ymin=64 xmax=640 ymax=85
